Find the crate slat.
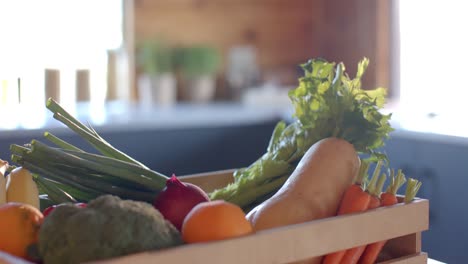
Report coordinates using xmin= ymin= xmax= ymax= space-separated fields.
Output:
xmin=93 ymin=198 xmax=428 ymax=264
xmin=1 ymin=170 xmax=429 ymax=264
xmin=379 ymin=253 xmax=428 ymax=264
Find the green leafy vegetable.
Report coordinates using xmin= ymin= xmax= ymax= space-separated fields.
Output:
xmin=10 ymin=98 xmax=169 ymax=205
xmin=209 ymin=57 xmax=393 ymax=210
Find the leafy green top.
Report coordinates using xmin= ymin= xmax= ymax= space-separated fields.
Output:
xmin=209 ymin=57 xmax=394 ymax=209
xmin=288 ymin=58 xmax=393 ymax=158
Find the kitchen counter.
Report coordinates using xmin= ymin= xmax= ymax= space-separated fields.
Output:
xmin=428 ymin=259 xmax=446 ymax=264
xmin=3 ymin=100 xmax=468 ymax=159
xmin=0 ymin=101 xmax=292 ymax=137
xmin=2 ymin=99 xmax=467 ymax=145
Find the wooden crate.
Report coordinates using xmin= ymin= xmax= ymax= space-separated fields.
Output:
xmin=94 ymin=169 xmax=429 ymax=264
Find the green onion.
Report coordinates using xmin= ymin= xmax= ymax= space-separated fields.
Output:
xmin=44 ymin=132 xmax=84 ymax=152
xmin=29 ymin=140 xmax=165 ymax=191
xmin=46 ymin=98 xmax=149 ymax=168
xmin=10 ymin=98 xmax=171 ymax=205
xmin=34 ymin=175 xmax=77 ymax=204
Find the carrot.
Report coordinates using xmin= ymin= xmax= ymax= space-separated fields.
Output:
xmin=341 ymin=168 xmax=387 ymax=264
xmin=322 ymin=160 xmax=380 ymax=264
xmin=359 ymin=169 xmax=407 ymax=264
xmin=337 ymin=160 xmax=371 ymax=215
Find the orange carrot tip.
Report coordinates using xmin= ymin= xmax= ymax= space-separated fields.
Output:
xmin=404 ymin=178 xmax=422 ymax=203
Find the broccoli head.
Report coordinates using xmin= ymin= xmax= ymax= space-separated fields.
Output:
xmin=38 ymin=195 xmax=183 ymax=264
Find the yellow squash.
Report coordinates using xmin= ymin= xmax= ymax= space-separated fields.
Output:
xmin=6 ymin=167 xmax=40 ymax=210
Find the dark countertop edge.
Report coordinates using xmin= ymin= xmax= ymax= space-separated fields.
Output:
xmin=2 ymin=101 xmax=467 ymax=147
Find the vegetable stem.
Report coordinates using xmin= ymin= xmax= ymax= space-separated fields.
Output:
xmin=23 ymin=160 xmax=155 ymax=202
xmin=46 ymin=98 xmax=93 ymax=136
xmin=34 ymin=175 xmax=77 ymax=204
xmin=46 ymin=98 xmax=149 ymax=168
xmin=43 ymin=178 xmax=101 ymax=202
xmin=386 ymin=169 xmax=407 ymax=195
xmin=354 ymin=159 xmax=370 ymax=186
xmin=44 ymin=132 xmax=84 ymax=152
xmin=24 ymin=161 xmax=104 ymax=195
xmin=52 ymin=113 xmax=124 ymax=160
xmin=366 ymin=161 xmax=382 ymax=193
xmin=10 ymin=144 xmax=30 ymax=156
xmin=61 ymin=149 xmax=168 ymax=181
xmin=30 ymin=140 xmax=165 ymax=191
xmin=404 ymin=178 xmax=422 ymax=203
xmin=9 ymin=98 xmax=171 ymax=205
xmin=228 ymin=175 xmax=289 ymax=208
xmin=373 ymin=173 xmax=387 ymax=197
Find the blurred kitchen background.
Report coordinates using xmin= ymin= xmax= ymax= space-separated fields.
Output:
xmin=0 ymin=0 xmax=396 ymax=127
xmin=1 ymin=1 xmax=467 ymax=262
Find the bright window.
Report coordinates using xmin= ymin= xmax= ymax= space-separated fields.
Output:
xmin=0 ymin=0 xmax=123 ymax=128
xmin=399 ymin=0 xmax=468 ymax=117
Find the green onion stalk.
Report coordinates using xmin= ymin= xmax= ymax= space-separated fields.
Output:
xmin=10 ymin=98 xmax=169 ymax=205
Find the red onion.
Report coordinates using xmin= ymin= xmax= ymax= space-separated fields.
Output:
xmin=43 ymin=202 xmax=87 ymax=217
xmin=153 ymin=174 xmax=210 ymax=230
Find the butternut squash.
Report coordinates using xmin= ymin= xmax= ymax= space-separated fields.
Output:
xmin=246 ymin=137 xmax=360 ymax=228
xmin=6 ymin=167 xmax=40 ymax=210
xmin=246 ymin=137 xmax=360 ymax=263
xmin=0 ymin=159 xmax=8 ymax=205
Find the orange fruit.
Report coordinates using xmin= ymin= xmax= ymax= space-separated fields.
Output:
xmin=181 ymin=200 xmax=253 ymax=243
xmin=0 ymin=203 xmax=44 ymax=260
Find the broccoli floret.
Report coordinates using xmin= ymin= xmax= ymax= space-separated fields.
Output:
xmin=38 ymin=195 xmax=183 ymax=264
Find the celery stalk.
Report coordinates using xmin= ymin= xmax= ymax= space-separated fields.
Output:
xmin=209 ymin=58 xmax=393 ymax=210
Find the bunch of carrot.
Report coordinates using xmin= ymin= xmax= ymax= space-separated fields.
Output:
xmin=322 ymin=160 xmax=422 ymax=264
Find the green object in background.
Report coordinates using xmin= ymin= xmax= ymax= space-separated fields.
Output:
xmin=136 ymin=40 xmax=175 ymax=75
xmin=135 ymin=42 xmax=220 ymax=77
xmin=176 ymin=46 xmax=221 ymax=77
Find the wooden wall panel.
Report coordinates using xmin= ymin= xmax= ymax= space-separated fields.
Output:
xmin=132 ymin=0 xmax=392 ymax=97
xmin=134 ymin=0 xmax=321 ymax=81
xmin=312 ymin=0 xmax=393 ymax=91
